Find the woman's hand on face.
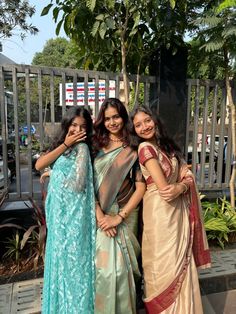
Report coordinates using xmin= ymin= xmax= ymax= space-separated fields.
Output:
xmin=64 ymin=130 xmax=87 ymax=147
xmin=99 ymin=215 xmax=123 ymax=231
xmin=159 ymin=183 xmax=184 ymax=202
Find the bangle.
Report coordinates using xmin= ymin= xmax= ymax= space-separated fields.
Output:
xmin=117 ymin=213 xmax=124 ymax=221
xmin=63 ymin=142 xmax=69 ymax=149
xmin=179 ymin=182 xmax=188 ymax=194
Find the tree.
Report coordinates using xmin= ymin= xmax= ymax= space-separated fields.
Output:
xmin=32 ymin=37 xmax=78 ymax=68
xmin=42 ymin=0 xmax=204 ymax=107
xmin=193 ymin=0 xmax=236 ymax=206
xmin=0 ymin=0 xmax=38 ymax=39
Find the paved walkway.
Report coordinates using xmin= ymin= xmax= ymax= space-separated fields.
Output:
xmin=0 ymin=249 xmax=236 ymax=314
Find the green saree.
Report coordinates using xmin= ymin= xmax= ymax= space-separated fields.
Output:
xmin=94 ymin=146 xmax=142 ymax=314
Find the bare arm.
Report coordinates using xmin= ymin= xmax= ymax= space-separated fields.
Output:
xmin=144 ymin=158 xmax=168 ymax=189
xmin=145 ymin=157 xmax=186 ymax=202
xmin=35 ymin=130 xmax=86 ymax=171
xmin=99 ymin=181 xmax=146 ymax=231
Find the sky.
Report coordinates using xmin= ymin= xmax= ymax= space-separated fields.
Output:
xmin=1 ymin=1 xmax=67 ymax=65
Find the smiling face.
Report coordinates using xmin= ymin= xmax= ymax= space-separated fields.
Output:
xmin=133 ymin=111 xmax=156 ymax=141
xmin=68 ymin=116 xmax=87 ymax=135
xmin=104 ymin=105 xmax=124 ymax=136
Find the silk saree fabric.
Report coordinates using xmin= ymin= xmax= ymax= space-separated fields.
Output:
xmin=42 ymin=143 xmax=96 ymax=314
xmin=138 ymin=142 xmax=211 ymax=314
xmin=94 ymin=146 xmax=142 ymax=314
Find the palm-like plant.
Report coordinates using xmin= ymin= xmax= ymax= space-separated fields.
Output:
xmin=193 ymin=0 xmax=236 ymax=206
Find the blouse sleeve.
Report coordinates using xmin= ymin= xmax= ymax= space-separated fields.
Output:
xmin=139 ymin=143 xmax=158 ymax=165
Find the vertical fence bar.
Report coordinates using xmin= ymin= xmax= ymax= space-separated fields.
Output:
xmin=216 ymin=87 xmax=227 ymax=186
xmin=61 ymin=72 xmax=66 ymax=116
xmin=12 ymin=67 xmax=21 ymax=197
xmin=115 ymin=75 xmax=120 ymax=98
xmin=184 ymin=80 xmax=192 ymax=161
xmin=208 ymin=84 xmax=219 ymax=187
xmin=191 ymin=81 xmax=200 ymax=178
xmin=84 ymin=73 xmax=89 ymax=110
xmin=94 ymin=74 xmax=99 ymax=118
xmin=0 ymin=66 xmax=8 ymax=188
xmin=38 ymin=69 xmax=44 ymax=151
xmin=50 ymin=70 xmax=55 ymax=123
xmin=199 ymin=83 xmax=209 ymax=188
xmin=73 ymin=74 xmax=77 ymax=107
xmin=25 ymin=67 xmax=33 ymax=196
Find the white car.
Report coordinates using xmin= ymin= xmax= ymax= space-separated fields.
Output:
xmin=0 ymin=160 xmax=11 ymax=189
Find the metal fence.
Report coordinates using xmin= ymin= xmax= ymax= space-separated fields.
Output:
xmin=0 ymin=64 xmax=235 ymax=201
xmin=0 ymin=64 xmax=157 ymax=200
xmin=185 ymin=79 xmax=234 ymax=191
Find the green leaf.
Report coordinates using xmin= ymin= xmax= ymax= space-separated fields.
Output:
xmin=96 ymin=14 xmax=105 ymax=21
xmin=217 ymin=0 xmax=236 ymax=14
xmin=91 ymin=21 xmax=100 ymax=37
xmin=41 ymin=4 xmax=53 ymax=17
xmin=55 ymin=20 xmax=63 ymax=36
xmin=86 ymin=0 xmax=97 ymax=12
xmin=99 ymin=22 xmax=107 ymax=39
xmin=169 ymin=0 xmax=176 ymax=9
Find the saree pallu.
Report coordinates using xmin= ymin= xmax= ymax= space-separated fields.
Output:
xmin=94 ymin=146 xmax=141 ymax=314
xmin=138 ymin=142 xmax=211 ymax=314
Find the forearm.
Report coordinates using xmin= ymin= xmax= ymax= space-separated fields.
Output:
xmin=96 ymin=203 xmax=104 ymax=221
xmin=35 ymin=143 xmax=67 ymax=171
xmin=119 ymin=182 xmax=146 ymax=218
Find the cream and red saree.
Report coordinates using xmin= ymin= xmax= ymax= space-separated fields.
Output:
xmin=138 ymin=142 xmax=211 ymax=314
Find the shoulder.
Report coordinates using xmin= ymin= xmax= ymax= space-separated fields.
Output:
xmin=138 ymin=142 xmax=158 ymax=165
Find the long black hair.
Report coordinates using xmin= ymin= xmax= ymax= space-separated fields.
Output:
xmin=93 ymin=98 xmax=129 ymax=151
xmin=50 ymin=106 xmax=93 ymax=153
xmin=129 ymin=106 xmax=183 ymax=162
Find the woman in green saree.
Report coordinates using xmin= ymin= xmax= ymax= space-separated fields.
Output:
xmin=93 ymin=98 xmax=146 ymax=314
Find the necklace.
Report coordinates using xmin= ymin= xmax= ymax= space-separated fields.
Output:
xmin=109 ymin=135 xmax=124 ymax=143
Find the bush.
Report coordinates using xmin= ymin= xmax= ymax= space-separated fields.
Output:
xmin=202 ymin=196 xmax=236 ymax=249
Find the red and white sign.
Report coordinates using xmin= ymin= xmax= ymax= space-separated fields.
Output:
xmin=60 ymin=80 xmax=116 ymax=107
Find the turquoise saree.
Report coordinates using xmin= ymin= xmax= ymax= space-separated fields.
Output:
xmin=42 ymin=143 xmax=96 ymax=314
xmin=94 ymin=146 xmax=142 ymax=314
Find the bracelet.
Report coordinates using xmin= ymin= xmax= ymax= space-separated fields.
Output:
xmin=179 ymin=182 xmax=188 ymax=194
xmin=117 ymin=213 xmax=124 ymax=221
xmin=63 ymin=142 xmax=69 ymax=149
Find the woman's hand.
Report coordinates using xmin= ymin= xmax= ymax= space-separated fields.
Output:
xmin=99 ymin=215 xmax=123 ymax=231
xmin=105 ymin=227 xmax=117 ymax=238
xmin=64 ymin=130 xmax=87 ymax=147
xmin=40 ymin=170 xmax=50 ymax=184
xmin=159 ymin=183 xmax=185 ymax=202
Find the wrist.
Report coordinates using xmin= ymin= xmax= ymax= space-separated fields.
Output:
xmin=117 ymin=213 xmax=124 ymax=223
xmin=179 ymin=182 xmax=188 ymax=194
xmin=63 ymin=142 xmax=69 ymax=149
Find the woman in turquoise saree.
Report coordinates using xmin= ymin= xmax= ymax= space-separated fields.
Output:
xmin=93 ymin=98 xmax=146 ymax=314
xmin=35 ymin=107 xmax=96 ymax=314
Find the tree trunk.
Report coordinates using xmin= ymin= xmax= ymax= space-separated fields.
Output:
xmin=121 ymin=38 xmax=129 ymax=110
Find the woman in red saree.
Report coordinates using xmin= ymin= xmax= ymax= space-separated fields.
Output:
xmin=129 ymin=106 xmax=211 ymax=314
